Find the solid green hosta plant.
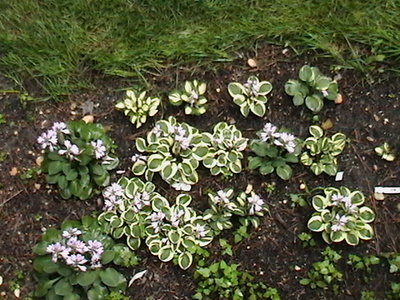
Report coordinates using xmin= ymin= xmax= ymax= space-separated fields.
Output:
xmin=300 ymin=125 xmax=347 ymax=176
xmin=285 ymin=65 xmax=339 ymax=113
xmin=307 ymin=187 xmax=375 ymax=246
xmin=228 ymin=76 xmax=272 ymax=117
xmin=201 ymin=122 xmax=247 ymax=176
xmin=169 ymin=80 xmax=208 ymax=115
xmin=115 ymin=89 xmax=160 ymax=128
xmin=32 ymin=216 xmax=131 ymax=299
xmin=131 ymin=116 xmax=208 ymax=190
xmin=248 ymin=123 xmax=302 ymax=180
xmin=145 ymin=193 xmax=213 ymax=270
xmin=38 ymin=121 xmax=119 ymax=200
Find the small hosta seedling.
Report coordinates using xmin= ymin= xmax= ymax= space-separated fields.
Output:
xmin=248 ymin=122 xmax=302 ymax=180
xmin=375 ymin=142 xmax=396 ymax=161
xmin=228 ymin=75 xmax=272 ymax=117
xmin=285 ymin=65 xmax=340 ymax=113
xmin=300 ymin=125 xmax=347 ymax=176
xmin=307 ymin=187 xmax=375 ymax=246
xmin=115 ymin=89 xmax=160 ymax=128
xmin=37 ymin=121 xmax=119 ymax=200
xmin=169 ymin=80 xmax=208 ymax=115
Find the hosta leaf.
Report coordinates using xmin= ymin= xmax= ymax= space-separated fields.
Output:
xmin=54 ymin=279 xmax=73 ymax=296
xmin=258 ymin=81 xmax=273 ymax=95
xmin=359 ymin=207 xmax=375 ymax=223
xmin=358 ymin=224 xmax=374 ymax=240
xmin=248 ymin=156 xmax=263 ymax=169
xmin=345 ymin=232 xmax=360 ymax=246
xmin=228 ymin=82 xmax=244 ymax=96
xmin=312 ymin=195 xmax=327 ymax=211
xmin=323 ymin=164 xmax=337 ymax=176
xmin=178 ymin=252 xmax=193 ymax=270
xmin=308 ymin=215 xmax=325 ymax=232
xmin=293 ymin=94 xmax=305 ymax=106
xmin=77 ymin=270 xmax=99 ymax=287
xmin=158 ymin=246 xmax=174 ymax=262
xmin=100 ymin=268 xmax=126 ymax=288
xmin=299 ymin=65 xmax=314 ymax=82
xmin=250 ymin=101 xmax=266 ymax=117
xmin=135 ymin=138 xmax=147 ymax=152
xmin=310 ymin=163 xmax=323 ymax=175
xmin=315 ymin=76 xmax=331 ymax=90
xmin=305 ymin=95 xmax=324 ymax=113
xmin=240 ymin=105 xmax=250 ymax=117
xmin=259 ymin=164 xmax=274 ymax=175
xmin=285 ymin=80 xmax=307 ymax=96
xmin=276 ymin=164 xmax=292 ymax=180
xmin=309 ymin=126 xmax=324 ymax=139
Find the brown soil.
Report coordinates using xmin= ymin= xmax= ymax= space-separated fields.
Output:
xmin=0 ymin=46 xmax=399 ymax=300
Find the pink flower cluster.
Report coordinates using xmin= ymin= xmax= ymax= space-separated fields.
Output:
xmin=259 ymin=122 xmax=297 ymax=153
xmin=46 ymin=228 xmax=104 ymax=272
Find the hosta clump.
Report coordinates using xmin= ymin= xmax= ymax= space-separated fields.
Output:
xmin=98 ymin=178 xmax=165 ymax=251
xmin=248 ymin=122 xmax=302 ymax=180
xmin=228 ymin=76 xmax=272 ymax=117
xmin=32 ymin=216 xmax=131 ymax=299
xmin=145 ymin=193 xmax=213 ymax=270
xmin=38 ymin=121 xmax=119 ymax=200
xmin=300 ymin=125 xmax=347 ymax=176
xmin=307 ymin=187 xmax=375 ymax=246
xmin=98 ymin=178 xmax=213 ymax=270
xmin=204 ymin=189 xmax=268 ymax=236
xmin=285 ymin=65 xmax=340 ymax=113
xmin=169 ymin=80 xmax=208 ymax=115
xmin=131 ymin=116 xmax=208 ymax=190
xmin=115 ymin=89 xmax=160 ymax=128
xmin=201 ymin=122 xmax=247 ymax=176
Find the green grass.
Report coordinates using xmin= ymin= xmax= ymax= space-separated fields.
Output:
xmin=0 ymin=0 xmax=399 ymax=95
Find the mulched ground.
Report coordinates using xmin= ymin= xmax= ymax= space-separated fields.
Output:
xmin=0 ymin=46 xmax=399 ymax=299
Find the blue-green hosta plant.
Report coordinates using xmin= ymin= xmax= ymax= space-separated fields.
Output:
xmin=169 ymin=80 xmax=208 ymax=115
xmin=228 ymin=76 xmax=272 ymax=117
xmin=201 ymin=122 xmax=248 ymax=176
xmin=248 ymin=122 xmax=302 ymax=180
xmin=32 ymin=216 xmax=130 ymax=299
xmin=131 ymin=117 xmax=209 ymax=191
xmin=115 ymin=89 xmax=161 ymax=128
xmin=307 ymin=187 xmax=375 ymax=246
xmin=37 ymin=121 xmax=119 ymax=200
xmin=300 ymin=125 xmax=347 ymax=176
xmin=285 ymin=65 xmax=340 ymax=113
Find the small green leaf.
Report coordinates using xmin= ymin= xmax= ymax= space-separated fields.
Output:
xmin=100 ymin=268 xmax=126 ymax=287
xmin=178 ymin=252 xmax=193 ymax=270
xmin=276 ymin=164 xmax=292 ymax=180
xmin=305 ymin=95 xmax=324 ymax=113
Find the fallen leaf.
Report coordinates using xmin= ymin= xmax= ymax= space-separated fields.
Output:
xmin=247 ymin=58 xmax=258 ymax=68
xmin=373 ymin=192 xmax=385 ymax=201
xmin=321 ymin=119 xmax=333 ymax=130
xmin=36 ymin=156 xmax=44 ymax=166
xmin=129 ymin=270 xmax=147 ymax=287
xmin=9 ymin=167 xmax=18 ymax=176
xmin=335 ymin=93 xmax=343 ymax=104
xmin=82 ymin=115 xmax=94 ymax=123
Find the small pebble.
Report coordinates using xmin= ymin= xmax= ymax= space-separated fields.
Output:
xmin=9 ymin=167 xmax=18 ymax=176
xmin=373 ymin=193 xmax=385 ymax=201
xmin=247 ymin=58 xmax=258 ymax=68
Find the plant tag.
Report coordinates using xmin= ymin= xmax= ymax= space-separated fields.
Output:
xmin=335 ymin=171 xmax=344 ymax=181
xmin=374 ymin=187 xmax=400 ymax=194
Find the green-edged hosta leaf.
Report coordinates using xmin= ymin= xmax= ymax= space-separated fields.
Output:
xmin=77 ymin=270 xmax=99 ymax=287
xmin=259 ymin=164 xmax=274 ymax=175
xmin=258 ymin=81 xmax=272 ymax=95
xmin=127 ymin=236 xmax=141 ymax=250
xmin=178 ymin=252 xmax=193 ymax=270
xmin=323 ymin=164 xmax=337 ymax=176
xmin=350 ymin=191 xmax=365 ymax=206
xmin=276 ymin=164 xmax=292 ymax=180
xmin=239 ymin=105 xmax=250 ymax=117
xmin=309 ymin=126 xmax=324 ymax=139
xmin=285 ymin=80 xmax=307 ymax=96
xmin=305 ymin=95 xmax=324 ymax=113
xmin=315 ymin=76 xmax=331 ymax=90
xmin=250 ymin=101 xmax=266 ymax=117
xmin=135 ymin=138 xmax=147 ymax=152
xmin=358 ymin=224 xmax=374 ymax=240
xmin=330 ymin=231 xmax=345 ymax=243
xmin=100 ymin=268 xmax=126 ymax=287
xmin=293 ymin=94 xmax=305 ymax=106
xmin=158 ymin=246 xmax=174 ymax=262
xmin=310 ymin=163 xmax=323 ymax=175
xmin=312 ymin=195 xmax=327 ymax=211
xmin=308 ymin=215 xmax=325 ymax=232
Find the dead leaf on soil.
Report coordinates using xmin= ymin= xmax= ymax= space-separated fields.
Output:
xmin=335 ymin=93 xmax=343 ymax=104
xmin=36 ymin=156 xmax=44 ymax=166
xmin=9 ymin=167 xmax=18 ymax=176
xmin=321 ymin=119 xmax=333 ymax=130
xmin=247 ymin=58 xmax=258 ymax=68
xmin=82 ymin=115 xmax=94 ymax=123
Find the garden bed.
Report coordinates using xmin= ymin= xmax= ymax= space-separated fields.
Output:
xmin=0 ymin=46 xmax=399 ymax=299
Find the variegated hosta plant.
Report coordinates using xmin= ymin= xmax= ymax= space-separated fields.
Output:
xmin=285 ymin=65 xmax=339 ymax=113
xmin=131 ymin=116 xmax=209 ymax=191
xmin=307 ymin=187 xmax=375 ymax=246
xmin=204 ymin=189 xmax=267 ymax=234
xmin=169 ymin=80 xmax=208 ymax=115
xmin=228 ymin=76 xmax=272 ymax=117
xmin=115 ymin=89 xmax=160 ymax=128
xmin=300 ymin=125 xmax=347 ymax=176
xmin=145 ymin=194 xmax=213 ymax=270
xmin=98 ymin=178 xmax=165 ymax=251
xmin=248 ymin=122 xmax=302 ymax=180
xmin=201 ymin=122 xmax=247 ymax=176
